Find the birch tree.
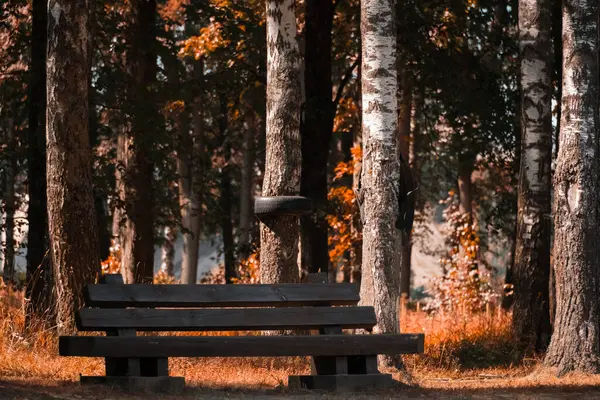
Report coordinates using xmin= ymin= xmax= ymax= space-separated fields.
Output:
xmin=544 ymin=0 xmax=600 ymax=374
xmin=512 ymin=0 xmax=552 ymax=351
xmin=359 ymin=0 xmax=401 ymax=364
xmin=260 ymin=0 xmax=302 ymax=284
xmin=46 ymin=0 xmax=100 ymax=334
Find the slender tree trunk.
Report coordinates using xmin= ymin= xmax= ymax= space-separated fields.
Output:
xmin=120 ymin=0 xmax=157 ymax=283
xmin=239 ymin=110 xmax=256 ymax=259
xmin=160 ymin=225 xmax=177 ymax=277
xmin=551 ymin=0 xmax=562 ymax=162
xmin=300 ymin=0 xmax=334 ymax=275
xmin=359 ymin=0 xmax=401 ymax=367
xmin=3 ymin=121 xmax=16 ymax=285
xmin=26 ymin=0 xmax=52 ymax=319
xmin=218 ymin=96 xmax=237 ymax=284
xmin=46 ymin=0 xmax=100 ymax=334
xmin=397 ymin=68 xmax=412 ymax=297
xmin=113 ymin=126 xmax=126 ymax=245
xmin=260 ymin=0 xmax=302 ymax=284
xmin=544 ymin=0 xmax=600 ymax=374
xmin=457 ymin=159 xmax=474 ymax=218
xmin=512 ymin=0 xmax=553 ymax=352
xmin=179 ymin=60 xmax=204 ymax=285
xmin=351 ymin=63 xmax=363 ymax=286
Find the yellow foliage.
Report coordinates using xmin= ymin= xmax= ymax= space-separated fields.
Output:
xmin=180 ymin=21 xmax=231 ymax=59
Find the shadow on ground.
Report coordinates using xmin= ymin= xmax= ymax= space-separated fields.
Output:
xmin=2 ymin=378 xmax=600 ymax=400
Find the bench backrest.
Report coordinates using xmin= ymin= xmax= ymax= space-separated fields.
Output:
xmin=77 ymin=274 xmax=376 ymax=332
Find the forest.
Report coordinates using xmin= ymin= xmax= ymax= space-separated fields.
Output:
xmin=1 ymin=0 xmax=600 ymax=397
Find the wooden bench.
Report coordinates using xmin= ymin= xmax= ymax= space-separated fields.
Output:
xmin=59 ymin=273 xmax=424 ymax=392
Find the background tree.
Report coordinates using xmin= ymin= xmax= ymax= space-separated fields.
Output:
xmin=118 ymin=0 xmax=159 ymax=283
xmin=46 ymin=0 xmax=100 ymax=334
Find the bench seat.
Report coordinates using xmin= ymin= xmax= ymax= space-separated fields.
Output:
xmin=60 ymin=333 xmax=424 ymax=358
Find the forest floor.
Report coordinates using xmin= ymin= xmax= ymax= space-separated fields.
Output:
xmin=2 ymin=363 xmax=600 ymax=399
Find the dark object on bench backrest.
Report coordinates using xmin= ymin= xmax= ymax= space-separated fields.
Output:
xmin=84 ymin=282 xmax=359 ymax=308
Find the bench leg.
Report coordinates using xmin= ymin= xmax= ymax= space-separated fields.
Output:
xmin=140 ymin=358 xmax=169 ymax=376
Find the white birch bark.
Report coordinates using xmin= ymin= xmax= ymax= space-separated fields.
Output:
xmin=512 ymin=0 xmax=552 ymax=351
xmin=359 ymin=0 xmax=401 ymax=366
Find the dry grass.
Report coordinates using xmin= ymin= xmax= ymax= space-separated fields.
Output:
xmin=2 ymin=287 xmax=600 ymax=398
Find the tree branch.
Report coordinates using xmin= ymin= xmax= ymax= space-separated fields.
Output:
xmin=333 ymin=55 xmax=361 ymax=108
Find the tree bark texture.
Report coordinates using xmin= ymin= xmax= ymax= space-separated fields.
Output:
xmin=3 ymin=121 xmax=16 ymax=285
xmin=239 ymin=109 xmax=256 ymax=259
xmin=512 ymin=0 xmax=553 ymax=352
xmin=544 ymin=0 xmax=600 ymax=374
xmin=397 ymin=68 xmax=412 ymax=297
xmin=46 ymin=0 xmax=100 ymax=335
xmin=119 ymin=0 xmax=157 ymax=283
xmin=300 ymin=0 xmax=334 ymax=275
xmin=359 ymin=0 xmax=401 ymax=357
xmin=260 ymin=0 xmax=302 ymax=284
xmin=26 ymin=0 xmax=52 ymax=318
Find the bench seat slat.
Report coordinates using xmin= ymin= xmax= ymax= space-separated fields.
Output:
xmin=84 ymin=284 xmax=359 ymax=308
xmin=59 ymin=334 xmax=425 ymax=358
xmin=76 ymin=307 xmax=377 ymax=331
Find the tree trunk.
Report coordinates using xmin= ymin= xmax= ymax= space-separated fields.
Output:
xmin=159 ymin=225 xmax=177 ymax=277
xmin=26 ymin=0 xmax=52 ymax=320
xmin=179 ymin=60 xmax=204 ymax=285
xmin=46 ymin=0 xmax=100 ymax=334
xmin=218 ymin=95 xmax=237 ymax=284
xmin=120 ymin=0 xmax=157 ymax=284
xmin=457 ymin=159 xmax=474 ymax=218
xmin=300 ymin=0 xmax=334 ymax=275
xmin=512 ymin=0 xmax=553 ymax=352
xmin=397 ymin=68 xmax=412 ymax=297
xmin=544 ymin=0 xmax=600 ymax=374
xmin=3 ymin=120 xmax=16 ymax=285
xmin=359 ymin=0 xmax=401 ymax=367
xmin=239 ymin=109 xmax=256 ymax=259
xmin=260 ymin=0 xmax=302 ymax=284
xmin=551 ymin=0 xmax=562 ymax=162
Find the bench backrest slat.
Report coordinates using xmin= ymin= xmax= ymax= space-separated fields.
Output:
xmin=76 ymin=307 xmax=376 ymax=331
xmin=84 ymin=283 xmax=359 ymax=308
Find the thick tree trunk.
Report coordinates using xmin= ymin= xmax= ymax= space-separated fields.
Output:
xmin=300 ymin=0 xmax=334 ymax=275
xmin=46 ymin=0 xmax=100 ymax=334
xmin=397 ymin=68 xmax=412 ymax=297
xmin=359 ymin=0 xmax=401 ymax=367
xmin=179 ymin=60 xmax=204 ymax=285
xmin=239 ymin=110 xmax=256 ymax=259
xmin=159 ymin=225 xmax=177 ymax=277
xmin=544 ymin=0 xmax=600 ymax=374
xmin=3 ymin=121 xmax=16 ymax=285
xmin=120 ymin=0 xmax=157 ymax=283
xmin=218 ymin=96 xmax=237 ymax=284
xmin=26 ymin=0 xmax=52 ymax=319
xmin=512 ymin=0 xmax=553 ymax=352
xmin=260 ymin=0 xmax=302 ymax=284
